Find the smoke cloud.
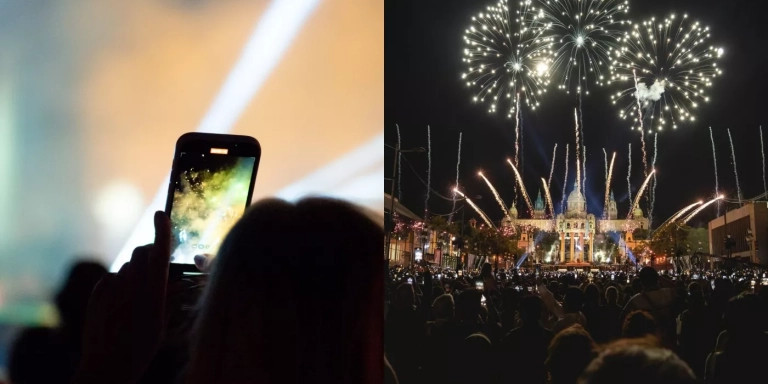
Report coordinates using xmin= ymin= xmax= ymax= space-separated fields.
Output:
xmin=634 ymin=79 xmax=666 ymax=103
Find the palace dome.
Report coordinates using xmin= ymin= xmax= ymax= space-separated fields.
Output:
xmin=508 ymin=204 xmax=518 ymax=219
xmin=566 ymin=182 xmax=586 ymax=216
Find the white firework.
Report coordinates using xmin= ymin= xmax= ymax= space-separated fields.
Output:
xmin=609 ymin=13 xmax=723 ymax=133
xmin=530 ymin=0 xmax=630 ymax=95
xmin=462 ymin=0 xmax=553 ymax=117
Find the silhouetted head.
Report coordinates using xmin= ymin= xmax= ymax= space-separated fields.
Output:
xmin=432 ymin=294 xmax=455 ymax=321
xmin=480 ymin=262 xmax=493 ymax=279
xmin=54 ymin=260 xmax=107 ymax=333
xmin=546 ymin=324 xmax=596 ymax=384
xmin=584 ymin=283 xmax=600 ymax=306
xmin=578 ymin=343 xmax=695 ymax=384
xmin=725 ymin=293 xmax=762 ymax=338
xmin=622 ymin=310 xmax=657 ymax=339
xmin=563 ymin=287 xmax=584 ymax=313
xmin=605 ymin=286 xmax=618 ymax=305
xmin=455 ymin=289 xmax=482 ymax=323
xmin=520 ymin=295 xmax=544 ymax=326
xmin=638 ymin=267 xmax=659 ymax=290
xmin=687 ymin=281 xmax=704 ymax=306
xmin=187 ymin=198 xmax=383 ymax=384
xmin=395 ymin=283 xmax=416 ymax=310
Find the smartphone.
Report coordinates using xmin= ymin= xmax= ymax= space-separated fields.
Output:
xmin=165 ymin=133 xmax=261 ymax=273
xmin=475 ymin=281 xmax=484 ymax=290
xmin=407 ymin=277 xmax=413 ymax=284
xmin=527 ymin=286 xmax=533 ymax=292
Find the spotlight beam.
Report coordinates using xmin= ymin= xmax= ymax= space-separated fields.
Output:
xmin=111 ymin=0 xmax=322 ymax=271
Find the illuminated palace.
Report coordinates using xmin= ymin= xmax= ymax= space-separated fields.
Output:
xmin=502 ymin=182 xmax=649 ymax=265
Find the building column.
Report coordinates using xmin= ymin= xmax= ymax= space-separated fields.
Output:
xmin=560 ymin=232 xmax=565 ymax=263
xmin=570 ymin=234 xmax=575 ymax=263
xmin=589 ymin=233 xmax=594 ymax=263
xmin=579 ymin=234 xmax=584 ymax=262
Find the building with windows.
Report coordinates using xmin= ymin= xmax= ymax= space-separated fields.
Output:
xmin=503 ymin=182 xmax=649 ymax=265
xmin=708 ymin=202 xmax=768 ymax=265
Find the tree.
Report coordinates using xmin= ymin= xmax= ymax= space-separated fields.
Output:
xmin=685 ymin=227 xmax=709 ymax=253
xmin=632 ymin=242 xmax=653 ymax=264
xmin=649 ymin=223 xmax=689 ymax=257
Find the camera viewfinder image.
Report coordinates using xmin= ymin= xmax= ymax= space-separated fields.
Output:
xmin=170 ymin=153 xmax=256 ymax=264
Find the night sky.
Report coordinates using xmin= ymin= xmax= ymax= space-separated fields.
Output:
xmin=385 ymin=0 xmax=768 ymax=229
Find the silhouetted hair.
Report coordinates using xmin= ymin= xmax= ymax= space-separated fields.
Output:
xmin=520 ymin=295 xmax=544 ymax=325
xmin=605 ymin=286 xmax=618 ymax=305
xmin=480 ymin=262 xmax=493 ymax=279
xmin=186 ymin=198 xmax=383 ymax=384
xmin=622 ymin=310 xmax=657 ymax=338
xmin=578 ymin=343 xmax=695 ymax=384
xmin=563 ymin=287 xmax=584 ymax=313
xmin=638 ymin=267 xmax=659 ymax=289
xmin=725 ymin=292 xmax=762 ymax=336
xmin=432 ymin=294 xmax=455 ymax=320
xmin=584 ymin=283 xmax=600 ymax=306
xmin=546 ymin=324 xmax=596 ymax=384
xmin=455 ymin=289 xmax=482 ymax=322
xmin=54 ymin=261 xmax=107 ymax=332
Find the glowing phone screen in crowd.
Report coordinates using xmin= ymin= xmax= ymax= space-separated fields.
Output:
xmin=169 ymin=151 xmax=256 ymax=264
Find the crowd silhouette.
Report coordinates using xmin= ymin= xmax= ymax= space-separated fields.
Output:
xmin=385 ymin=263 xmax=768 ymax=384
xmin=7 ymin=197 xmax=383 ymax=384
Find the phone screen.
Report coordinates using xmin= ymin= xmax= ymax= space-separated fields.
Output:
xmin=167 ymin=136 xmax=259 ymax=266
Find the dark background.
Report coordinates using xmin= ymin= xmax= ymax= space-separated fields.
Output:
xmin=385 ymin=0 xmax=768 ymax=229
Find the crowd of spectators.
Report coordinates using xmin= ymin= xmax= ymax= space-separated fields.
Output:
xmin=7 ymin=197 xmax=384 ymax=384
xmin=385 ymin=262 xmax=768 ymax=383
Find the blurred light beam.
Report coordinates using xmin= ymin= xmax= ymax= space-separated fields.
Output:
xmin=111 ymin=0 xmax=322 ymax=271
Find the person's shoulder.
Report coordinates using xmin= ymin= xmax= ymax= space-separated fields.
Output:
xmin=653 ymin=288 xmax=677 ymax=304
xmin=624 ymin=292 xmax=643 ymax=305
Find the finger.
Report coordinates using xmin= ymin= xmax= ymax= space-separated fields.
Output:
xmin=153 ymin=211 xmax=172 ymax=264
xmin=131 ymin=245 xmax=151 ymax=290
xmin=117 ymin=262 xmax=131 ymax=276
xmin=149 ymin=211 xmax=171 ymax=288
xmin=147 ymin=211 xmax=171 ymax=312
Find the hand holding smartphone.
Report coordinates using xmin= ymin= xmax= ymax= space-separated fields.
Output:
xmin=165 ymin=133 xmax=261 ymax=274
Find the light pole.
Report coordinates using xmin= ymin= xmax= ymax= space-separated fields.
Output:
xmin=385 ymin=144 xmax=425 ymax=268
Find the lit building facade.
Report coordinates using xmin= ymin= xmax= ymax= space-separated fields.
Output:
xmin=502 ymin=183 xmax=649 ymax=265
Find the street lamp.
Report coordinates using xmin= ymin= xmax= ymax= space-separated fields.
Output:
xmin=385 ymin=144 xmax=425 ymax=267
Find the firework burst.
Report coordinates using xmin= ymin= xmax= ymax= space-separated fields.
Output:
xmin=449 ymin=132 xmax=463 ymax=224
xmin=548 ymin=143 xmax=558 ymax=189
xmin=541 ymin=177 xmax=556 ymax=218
xmin=561 ymin=143 xmax=570 ymax=213
xmin=454 ymin=188 xmax=497 ymax=229
xmin=479 ymin=171 xmax=511 ymax=219
xmin=627 ymin=169 xmax=655 ymax=220
xmin=682 ymin=195 xmax=724 ymax=225
xmin=603 ymin=151 xmax=616 ymax=218
xmin=462 ymin=0 xmax=553 ymax=116
xmin=610 ymin=13 xmax=723 ymax=132
xmin=506 ymin=158 xmax=535 ymax=215
xmin=530 ymin=0 xmax=630 ymax=95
